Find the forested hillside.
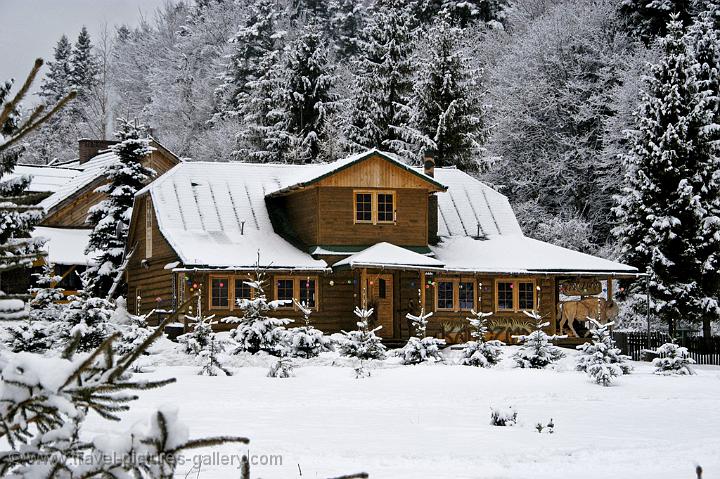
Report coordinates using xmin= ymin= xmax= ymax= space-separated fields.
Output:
xmin=21 ymin=0 xmax=714 ymax=256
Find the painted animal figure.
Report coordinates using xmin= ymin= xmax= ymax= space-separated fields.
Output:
xmin=557 ymin=298 xmax=619 ymax=337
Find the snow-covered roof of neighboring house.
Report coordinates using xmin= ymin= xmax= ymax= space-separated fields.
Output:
xmin=334 ymin=242 xmax=445 ymax=270
xmin=140 ymin=151 xmax=519 ymax=270
xmin=38 ymin=150 xmax=131 ymax=213
xmin=31 ymin=227 xmax=97 ymax=266
xmin=431 ymin=236 xmax=638 ymax=275
xmin=3 ymin=164 xmax=82 ymax=192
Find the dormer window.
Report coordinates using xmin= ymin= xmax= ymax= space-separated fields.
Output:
xmin=354 ymin=190 xmax=396 ymax=225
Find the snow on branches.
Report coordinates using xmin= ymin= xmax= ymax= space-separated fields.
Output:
xmin=459 ymin=310 xmax=504 ymax=367
xmin=512 ymin=310 xmax=566 ymax=369
xmin=576 ymin=320 xmax=632 ymax=386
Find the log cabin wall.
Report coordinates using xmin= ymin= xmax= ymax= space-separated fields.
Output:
xmin=126 ymin=194 xmax=180 ymax=315
xmin=269 ymin=187 xmax=319 ymax=246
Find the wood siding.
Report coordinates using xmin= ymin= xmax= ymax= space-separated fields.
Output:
xmin=269 ymin=187 xmax=319 ymax=247
xmin=314 ymin=155 xmax=443 ymax=191
xmin=126 ymin=194 xmax=180 ymax=315
xmin=317 ymin=187 xmax=428 ymax=246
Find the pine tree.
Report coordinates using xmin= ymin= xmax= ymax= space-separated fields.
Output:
xmin=688 ymin=5 xmax=720 ymax=337
xmin=346 ymin=0 xmax=414 ymax=155
xmin=225 ymin=260 xmax=292 ymax=355
xmin=613 ymin=17 xmax=718 ymax=335
xmin=620 ymin=0 xmax=693 ymax=42
xmin=27 ymin=262 xmax=65 ymax=320
xmin=459 ymin=310 xmax=504 ymax=367
xmin=511 ymin=310 xmax=566 ymax=368
xmin=576 ymin=320 xmax=632 ymax=386
xmin=39 ymin=35 xmax=73 ymax=102
xmin=338 ymin=307 xmax=387 ymax=360
xmin=216 ymin=0 xmax=282 ymax=118
xmin=84 ymin=119 xmax=155 ymax=298
xmin=179 ymin=314 xmax=232 ymax=376
xmin=284 ymin=299 xmax=334 ymax=358
xmin=414 ymin=0 xmax=508 ymax=27
xmin=405 ymin=20 xmax=484 ymax=171
xmin=0 ymin=314 xmax=249 ymax=477
xmin=652 ymin=341 xmax=696 ymax=375
xmin=267 ymin=23 xmax=338 ymax=163
xmin=70 ymin=26 xmax=99 ymax=98
xmin=1 ymin=60 xmax=74 ymax=321
xmin=328 ymin=0 xmax=366 ymax=59
xmin=396 ymin=307 xmax=445 ymax=364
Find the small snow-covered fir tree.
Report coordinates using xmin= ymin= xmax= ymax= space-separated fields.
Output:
xmin=1 ymin=320 xmax=54 ymax=353
xmin=225 ymin=260 xmax=291 ymax=355
xmin=83 ymin=119 xmax=155 ymax=298
xmin=576 ymin=320 xmax=632 ymax=386
xmin=346 ymin=0 xmax=414 ymax=154
xmin=0 ymin=317 xmax=248 ymax=477
xmin=179 ymin=313 xmax=232 ymax=376
xmin=396 ymin=307 xmax=445 ymax=365
xmin=111 ymin=296 xmax=153 ymax=356
xmin=652 ymin=341 xmax=696 ymax=375
xmin=27 ymin=262 xmax=65 ymax=320
xmin=283 ymin=299 xmax=333 ymax=358
xmin=512 ymin=310 xmax=566 ymax=369
xmin=337 ymin=307 xmax=387 ymax=360
xmin=58 ymin=292 xmax=116 ymax=351
xmin=459 ymin=310 xmax=504 ymax=367
xmin=404 ymin=20 xmax=484 ymax=171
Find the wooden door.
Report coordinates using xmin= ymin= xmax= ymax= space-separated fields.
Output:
xmin=368 ymin=274 xmax=394 ymax=338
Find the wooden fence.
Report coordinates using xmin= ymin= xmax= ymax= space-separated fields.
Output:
xmin=613 ymin=332 xmax=720 ymax=365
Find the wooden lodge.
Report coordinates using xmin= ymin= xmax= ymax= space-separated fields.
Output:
xmin=125 ymin=150 xmax=639 ymax=344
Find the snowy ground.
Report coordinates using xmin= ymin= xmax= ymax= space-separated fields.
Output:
xmin=84 ymin=347 xmax=720 ymax=479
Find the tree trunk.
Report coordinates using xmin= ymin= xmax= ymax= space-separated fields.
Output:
xmin=703 ymin=316 xmax=712 ymax=338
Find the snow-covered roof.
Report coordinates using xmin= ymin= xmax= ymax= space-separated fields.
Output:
xmin=3 ymin=164 xmax=81 ymax=192
xmin=31 ymin=227 xmax=97 ymax=266
xmin=431 ymin=236 xmax=638 ymax=275
xmin=334 ymin=242 xmax=445 ymax=270
xmin=37 ymin=151 xmax=121 ymax=212
xmin=141 ymin=151 xmax=518 ymax=270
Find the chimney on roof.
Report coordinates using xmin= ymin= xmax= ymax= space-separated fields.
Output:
xmin=423 ymin=149 xmax=436 ymax=178
xmin=78 ymin=139 xmax=117 ymax=164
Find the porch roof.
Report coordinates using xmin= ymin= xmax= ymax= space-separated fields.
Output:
xmin=333 ymin=242 xmax=445 ymax=270
xmin=31 ymin=227 xmax=98 ymax=266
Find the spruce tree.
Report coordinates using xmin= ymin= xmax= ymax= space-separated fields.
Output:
xmin=405 ymin=20 xmax=484 ymax=170
xmin=613 ymin=17 xmax=718 ymax=334
xmin=619 ymin=0 xmax=694 ymax=42
xmin=267 ymin=23 xmax=338 ymax=163
xmin=396 ymin=307 xmax=445 ymax=364
xmin=688 ymin=3 xmax=720 ymax=337
xmin=216 ymin=0 xmax=282 ymax=118
xmin=414 ymin=0 xmax=508 ymax=27
xmin=1 ymin=60 xmax=74 ymax=320
xmin=346 ymin=0 xmax=414 ymax=155
xmin=338 ymin=307 xmax=387 ymax=360
xmin=328 ymin=0 xmax=366 ymax=59
xmin=39 ymin=35 xmax=73 ymax=102
xmin=84 ymin=119 xmax=155 ymax=298
xmin=511 ymin=310 xmax=566 ymax=368
xmin=70 ymin=26 xmax=99 ymax=97
xmin=459 ymin=310 xmax=504 ymax=367
xmin=576 ymin=320 xmax=632 ymax=386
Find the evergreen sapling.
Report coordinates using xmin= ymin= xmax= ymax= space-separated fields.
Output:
xmin=459 ymin=310 xmax=504 ymax=367
xmin=396 ymin=306 xmax=445 ymax=364
xmin=652 ymin=341 xmax=696 ymax=375
xmin=512 ymin=310 xmax=566 ymax=368
xmin=283 ymin=299 xmax=334 ymax=358
xmin=338 ymin=307 xmax=387 ymax=360
xmin=576 ymin=320 xmax=632 ymax=386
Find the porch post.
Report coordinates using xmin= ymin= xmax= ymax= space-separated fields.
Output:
xmin=419 ymin=270 xmax=426 ymax=311
xmin=361 ymin=268 xmax=368 ymax=309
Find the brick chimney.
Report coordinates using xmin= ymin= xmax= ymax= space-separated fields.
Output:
xmin=424 ymin=150 xmax=439 ymax=245
xmin=78 ymin=139 xmax=117 ymax=164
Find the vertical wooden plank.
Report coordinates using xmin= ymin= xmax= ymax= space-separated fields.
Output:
xmin=419 ymin=270 xmax=425 ymax=312
xmin=361 ymin=268 xmax=368 ymax=309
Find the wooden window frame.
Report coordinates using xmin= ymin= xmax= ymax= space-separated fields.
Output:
xmin=209 ymin=275 xmax=230 ymax=310
xmin=353 ymin=190 xmax=374 ymax=224
xmin=145 ymin=198 xmax=153 ymax=258
xmin=494 ymin=278 xmax=537 ymax=312
xmin=353 ymin=189 xmax=397 ymax=225
xmin=434 ymin=277 xmax=478 ymax=312
xmin=207 ymin=273 xmax=255 ymax=311
xmin=273 ymin=275 xmax=321 ymax=311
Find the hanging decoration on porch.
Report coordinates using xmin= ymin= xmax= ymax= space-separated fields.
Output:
xmin=559 ymin=278 xmax=602 ymax=297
